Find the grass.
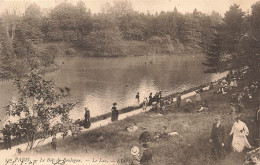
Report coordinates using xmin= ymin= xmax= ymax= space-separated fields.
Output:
xmin=32 ymin=81 xmax=259 ymax=165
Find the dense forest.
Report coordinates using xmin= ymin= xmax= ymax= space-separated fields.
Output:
xmin=0 ymin=0 xmax=259 ymax=78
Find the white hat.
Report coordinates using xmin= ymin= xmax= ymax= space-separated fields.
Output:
xmin=131 ymin=146 xmax=140 ymax=156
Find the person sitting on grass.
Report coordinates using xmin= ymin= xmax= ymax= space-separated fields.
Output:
xmin=195 ymin=100 xmax=208 ymax=113
xmin=131 ymin=146 xmax=141 ymax=165
xmin=126 ymin=122 xmax=139 ymax=133
xmin=139 ymin=128 xmax=151 ymax=144
xmin=140 ymin=143 xmax=153 ymax=165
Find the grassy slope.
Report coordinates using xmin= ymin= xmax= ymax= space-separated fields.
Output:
xmin=35 ymin=83 xmax=259 ymax=165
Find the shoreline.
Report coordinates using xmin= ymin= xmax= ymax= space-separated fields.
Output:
xmin=81 ymin=75 xmax=226 ymax=125
xmin=0 ymin=73 xmax=227 ymax=152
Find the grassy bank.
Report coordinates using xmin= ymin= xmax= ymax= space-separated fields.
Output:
xmin=34 ymin=80 xmax=259 ymax=165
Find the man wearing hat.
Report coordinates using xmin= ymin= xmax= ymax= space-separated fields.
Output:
xmin=140 ymin=143 xmax=152 ymax=164
xmin=210 ymin=115 xmax=225 ymax=160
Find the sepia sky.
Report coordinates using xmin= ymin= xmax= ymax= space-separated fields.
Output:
xmin=0 ymin=0 xmax=259 ymax=15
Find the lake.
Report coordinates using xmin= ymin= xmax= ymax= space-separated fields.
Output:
xmin=0 ymin=54 xmax=225 ymax=124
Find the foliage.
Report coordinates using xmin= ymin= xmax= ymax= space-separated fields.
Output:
xmin=83 ymin=14 xmax=126 ymax=56
xmin=5 ymin=72 xmax=78 ymax=150
xmin=203 ymin=3 xmax=260 ymax=78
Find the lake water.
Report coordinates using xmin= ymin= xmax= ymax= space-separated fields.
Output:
xmin=0 ymin=54 xmax=225 ymax=124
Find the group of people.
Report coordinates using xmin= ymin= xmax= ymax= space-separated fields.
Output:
xmin=210 ymin=114 xmax=253 ymax=160
xmin=130 ymin=128 xmax=153 ymax=165
xmin=210 ymin=69 xmax=259 ymax=161
xmin=131 ymin=143 xmax=153 ymax=165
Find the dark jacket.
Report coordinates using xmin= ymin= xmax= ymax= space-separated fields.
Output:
xmin=140 ymin=149 xmax=152 ymax=164
xmin=211 ymin=123 xmax=225 ymax=144
xmin=111 ymin=107 xmax=118 ymax=122
xmin=139 ymin=131 xmax=151 ymax=143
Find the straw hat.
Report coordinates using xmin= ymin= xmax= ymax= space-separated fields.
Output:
xmin=131 ymin=146 xmax=140 ymax=156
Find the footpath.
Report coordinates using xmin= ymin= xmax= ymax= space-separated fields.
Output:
xmin=0 ymin=85 xmax=210 ymax=160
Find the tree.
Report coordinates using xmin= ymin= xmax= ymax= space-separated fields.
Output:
xmin=84 ymin=14 xmax=125 ymax=56
xmin=5 ymin=72 xmax=78 ymax=150
xmin=202 ymin=26 xmax=223 ymax=73
xmin=21 ymin=3 xmax=44 ymax=43
xmin=0 ymin=23 xmax=16 ymax=78
xmin=221 ymin=4 xmax=245 ymax=53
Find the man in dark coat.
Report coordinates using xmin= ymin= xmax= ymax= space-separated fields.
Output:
xmin=140 ymin=143 xmax=152 ymax=164
xmin=111 ymin=103 xmax=118 ymax=122
xmin=148 ymin=93 xmax=153 ymax=106
xmin=210 ymin=115 xmax=225 ymax=160
xmin=139 ymin=129 xmax=151 ymax=143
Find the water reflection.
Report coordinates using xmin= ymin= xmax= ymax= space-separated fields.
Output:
xmin=0 ymin=55 xmax=226 ymax=122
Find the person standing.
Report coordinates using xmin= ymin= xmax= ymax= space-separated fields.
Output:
xmin=230 ymin=114 xmax=253 ymax=152
xmin=209 ymin=115 xmax=225 ymax=160
xmin=148 ymin=93 xmax=153 ymax=106
xmin=111 ymin=103 xmax=119 ymax=122
xmin=84 ymin=107 xmax=91 ymax=129
xmin=176 ymin=93 xmax=181 ymax=109
xmin=143 ymin=98 xmax=148 ymax=111
xmin=136 ymin=92 xmax=140 ymax=102
xmin=140 ymin=143 xmax=152 ymax=165
xmin=2 ymin=124 xmax=12 ymax=150
xmin=196 ymin=91 xmax=201 ymax=103
xmin=158 ymin=90 xmax=162 ymax=99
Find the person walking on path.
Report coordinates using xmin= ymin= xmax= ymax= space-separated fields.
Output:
xmin=111 ymin=103 xmax=119 ymax=122
xmin=143 ymin=98 xmax=148 ymax=111
xmin=2 ymin=124 xmax=12 ymax=150
xmin=84 ymin=107 xmax=91 ymax=129
xmin=230 ymin=114 xmax=253 ymax=152
xmin=209 ymin=115 xmax=225 ymax=160
xmin=176 ymin=93 xmax=181 ymax=109
xmin=140 ymin=143 xmax=153 ymax=165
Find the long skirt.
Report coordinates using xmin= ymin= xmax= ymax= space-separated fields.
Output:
xmin=84 ymin=118 xmax=91 ymax=129
xmin=232 ymin=134 xmax=252 ymax=152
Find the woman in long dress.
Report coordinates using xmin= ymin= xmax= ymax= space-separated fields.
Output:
xmin=230 ymin=114 xmax=253 ymax=152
